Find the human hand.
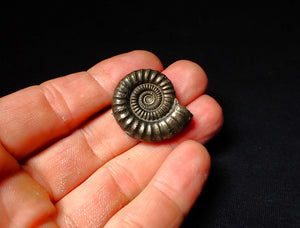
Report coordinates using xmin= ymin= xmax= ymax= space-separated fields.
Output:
xmin=0 ymin=50 xmax=223 ymax=227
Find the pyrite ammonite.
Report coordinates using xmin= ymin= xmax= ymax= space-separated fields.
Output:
xmin=112 ymin=69 xmax=193 ymax=142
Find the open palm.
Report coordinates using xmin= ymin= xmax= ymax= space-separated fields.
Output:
xmin=0 ymin=51 xmax=223 ymax=227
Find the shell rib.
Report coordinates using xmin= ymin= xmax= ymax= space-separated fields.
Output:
xmin=112 ymin=69 xmax=193 ymax=142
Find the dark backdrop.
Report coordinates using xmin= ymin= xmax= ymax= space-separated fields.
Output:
xmin=1 ymin=6 xmax=299 ymax=228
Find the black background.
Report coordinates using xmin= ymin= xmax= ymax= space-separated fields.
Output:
xmin=1 ymin=5 xmax=299 ymax=228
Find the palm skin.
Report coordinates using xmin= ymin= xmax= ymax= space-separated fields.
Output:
xmin=0 ymin=51 xmax=223 ymax=228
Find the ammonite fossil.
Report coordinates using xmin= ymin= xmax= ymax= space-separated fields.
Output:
xmin=112 ymin=69 xmax=193 ymax=142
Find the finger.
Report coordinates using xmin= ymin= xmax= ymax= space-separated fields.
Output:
xmin=0 ymin=169 xmax=56 ymax=227
xmin=162 ymin=60 xmax=207 ymax=104
xmin=104 ymin=140 xmax=210 ymax=228
xmin=176 ymin=94 xmax=223 ymax=144
xmin=23 ymin=60 xmax=210 ymax=201
xmin=0 ymin=50 xmax=163 ymax=160
xmin=0 ymin=140 xmax=57 ymax=227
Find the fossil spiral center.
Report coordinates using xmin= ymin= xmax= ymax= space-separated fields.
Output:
xmin=139 ymin=90 xmax=161 ymax=110
xmin=144 ymin=94 xmax=155 ymax=105
xmin=130 ymin=83 xmax=167 ymax=121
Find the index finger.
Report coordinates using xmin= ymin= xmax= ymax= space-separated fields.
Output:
xmin=0 ymin=50 xmax=163 ymax=160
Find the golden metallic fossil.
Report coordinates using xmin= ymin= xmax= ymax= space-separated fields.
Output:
xmin=112 ymin=69 xmax=193 ymax=142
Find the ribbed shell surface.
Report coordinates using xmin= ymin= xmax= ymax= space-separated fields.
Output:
xmin=112 ymin=69 xmax=193 ymax=142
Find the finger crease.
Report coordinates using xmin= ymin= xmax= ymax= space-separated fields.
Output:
xmin=152 ymin=179 xmax=186 ymax=216
xmin=108 ymin=213 xmax=144 ymax=228
xmin=77 ymin=128 xmax=106 ymax=165
xmin=105 ymin=161 xmax=142 ymax=202
xmin=86 ymin=69 xmax=111 ymax=98
xmin=79 ymin=127 xmax=116 ymax=163
xmin=40 ymin=82 xmax=74 ymax=134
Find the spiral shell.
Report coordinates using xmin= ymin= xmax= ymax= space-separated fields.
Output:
xmin=112 ymin=69 xmax=193 ymax=142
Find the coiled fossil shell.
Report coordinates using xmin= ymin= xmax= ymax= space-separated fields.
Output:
xmin=112 ymin=69 xmax=193 ymax=142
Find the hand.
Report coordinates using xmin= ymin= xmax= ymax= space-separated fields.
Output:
xmin=0 ymin=50 xmax=223 ymax=227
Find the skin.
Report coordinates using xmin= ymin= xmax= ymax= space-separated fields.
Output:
xmin=0 ymin=50 xmax=223 ymax=228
